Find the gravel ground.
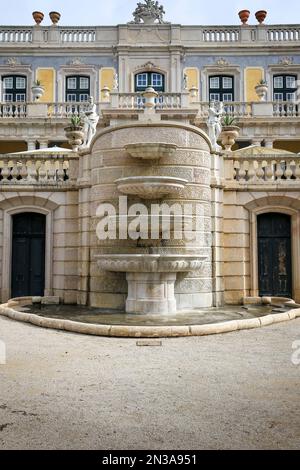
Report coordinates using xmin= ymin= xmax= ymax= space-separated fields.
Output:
xmin=0 ymin=315 xmax=300 ymax=450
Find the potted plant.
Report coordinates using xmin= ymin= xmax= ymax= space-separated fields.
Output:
xmin=255 ymin=79 xmax=268 ymax=101
xmin=238 ymin=10 xmax=250 ymax=24
xmin=220 ymin=115 xmax=240 ymax=151
xmin=64 ymin=115 xmax=85 ymax=151
xmin=49 ymin=11 xmax=61 ymax=25
xmin=255 ymin=10 xmax=267 ymax=24
xmin=31 ymin=80 xmax=45 ymax=101
xmin=32 ymin=11 xmax=44 ymax=25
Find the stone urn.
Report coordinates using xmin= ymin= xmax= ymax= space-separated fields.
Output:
xmin=142 ymin=87 xmax=158 ymax=109
xmin=101 ymin=86 xmax=111 ymax=101
xmin=189 ymin=86 xmax=199 ymax=99
xmin=238 ymin=9 xmax=250 ymax=24
xmin=32 ymin=11 xmax=44 ymax=25
xmin=49 ymin=11 xmax=61 ymax=25
xmin=220 ymin=126 xmax=240 ymax=151
xmin=255 ymin=82 xmax=268 ymax=101
xmin=64 ymin=125 xmax=85 ymax=151
xmin=31 ymin=83 xmax=45 ymax=101
xmin=255 ymin=10 xmax=267 ymax=24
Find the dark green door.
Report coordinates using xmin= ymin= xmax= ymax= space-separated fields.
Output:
xmin=11 ymin=213 xmax=46 ymax=298
xmin=258 ymin=213 xmax=292 ymax=297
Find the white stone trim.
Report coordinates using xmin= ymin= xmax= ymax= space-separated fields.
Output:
xmin=266 ymin=65 xmax=300 ymax=102
xmin=200 ymin=65 xmax=242 ymax=102
xmin=1 ymin=206 xmax=53 ymax=302
xmin=1 ymin=300 xmax=300 ymax=337
xmin=0 ymin=65 xmax=33 ymax=102
xmin=57 ymin=65 xmax=98 ymax=102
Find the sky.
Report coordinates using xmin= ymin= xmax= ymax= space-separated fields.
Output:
xmin=1 ymin=0 xmax=300 ymax=26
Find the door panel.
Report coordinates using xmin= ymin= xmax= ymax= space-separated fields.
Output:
xmin=11 ymin=213 xmax=46 ymax=298
xmin=258 ymin=213 xmax=292 ymax=297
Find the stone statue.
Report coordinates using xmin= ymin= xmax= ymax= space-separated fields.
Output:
xmin=131 ymin=0 xmax=166 ymax=24
xmin=207 ymin=101 xmax=224 ymax=152
xmin=81 ymin=97 xmax=99 ymax=149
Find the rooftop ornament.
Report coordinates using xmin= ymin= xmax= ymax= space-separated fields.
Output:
xmin=131 ymin=0 xmax=166 ymax=24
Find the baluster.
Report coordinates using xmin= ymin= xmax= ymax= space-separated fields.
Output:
xmin=57 ymin=160 xmax=65 ymax=182
xmin=274 ymin=160 xmax=284 ymax=180
xmin=38 ymin=161 xmax=47 ymax=182
xmin=239 ymin=161 xmax=247 ymax=181
xmin=295 ymin=162 xmax=300 ymax=180
xmin=47 ymin=161 xmax=56 ymax=182
xmin=19 ymin=161 xmax=28 ymax=181
xmin=265 ymin=161 xmax=275 ymax=180
xmin=247 ymin=160 xmax=256 ymax=181
xmin=1 ymin=160 xmax=10 ymax=181
xmin=284 ymin=161 xmax=293 ymax=179
xmin=10 ymin=163 xmax=19 ymax=183
xmin=27 ymin=160 xmax=37 ymax=182
xmin=256 ymin=161 xmax=265 ymax=181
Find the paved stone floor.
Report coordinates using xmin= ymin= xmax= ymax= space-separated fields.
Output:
xmin=0 ymin=315 xmax=299 ymax=450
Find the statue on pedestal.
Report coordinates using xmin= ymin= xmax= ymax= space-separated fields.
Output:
xmin=207 ymin=101 xmax=224 ymax=152
xmin=81 ymin=97 xmax=99 ymax=149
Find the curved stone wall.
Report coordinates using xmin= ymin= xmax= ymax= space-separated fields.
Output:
xmin=78 ymin=121 xmax=213 ymax=311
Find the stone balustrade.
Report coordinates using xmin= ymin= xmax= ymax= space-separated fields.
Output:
xmin=0 ymin=152 xmax=78 ymax=185
xmin=225 ymin=154 xmax=300 ymax=184
xmin=0 ymin=96 xmax=298 ymax=121
xmin=0 ymin=102 xmax=27 ymax=118
xmin=1 ymin=24 xmax=300 ymax=46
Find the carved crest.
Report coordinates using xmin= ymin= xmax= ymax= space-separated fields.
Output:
xmin=69 ymin=58 xmax=85 ymax=66
xmin=131 ymin=0 xmax=166 ymax=24
xmin=215 ymin=58 xmax=230 ymax=68
xmin=278 ymin=57 xmax=294 ymax=66
xmin=6 ymin=57 xmax=21 ymax=66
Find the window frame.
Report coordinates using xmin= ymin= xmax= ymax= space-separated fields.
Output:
xmin=273 ymin=74 xmax=297 ymax=102
xmin=65 ymin=75 xmax=90 ymax=102
xmin=1 ymin=74 xmax=27 ymax=102
xmin=209 ymin=74 xmax=234 ymax=102
xmin=135 ymin=72 xmax=165 ymax=92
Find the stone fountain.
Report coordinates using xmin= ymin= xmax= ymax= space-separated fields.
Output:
xmin=80 ymin=86 xmax=213 ymax=315
xmin=96 ymin=254 xmax=206 ymax=314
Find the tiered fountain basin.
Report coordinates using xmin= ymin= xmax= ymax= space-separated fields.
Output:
xmin=115 ymin=176 xmax=188 ymax=199
xmin=124 ymin=143 xmax=178 ymax=160
xmin=96 ymin=254 xmax=206 ymax=315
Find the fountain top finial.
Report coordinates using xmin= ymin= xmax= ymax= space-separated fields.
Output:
xmin=131 ymin=0 xmax=166 ymax=24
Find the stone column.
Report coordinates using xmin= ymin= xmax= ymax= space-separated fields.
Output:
xmin=264 ymin=139 xmax=274 ymax=148
xmin=27 ymin=140 xmax=36 ymax=151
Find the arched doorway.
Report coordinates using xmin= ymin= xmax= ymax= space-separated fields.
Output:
xmin=11 ymin=213 xmax=46 ymax=298
xmin=258 ymin=213 xmax=292 ymax=297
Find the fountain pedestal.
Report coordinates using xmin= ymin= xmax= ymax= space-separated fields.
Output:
xmin=96 ymin=254 xmax=206 ymax=315
xmin=126 ymin=272 xmax=177 ymax=314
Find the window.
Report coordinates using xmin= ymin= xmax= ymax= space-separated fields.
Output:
xmin=66 ymin=75 xmax=90 ymax=102
xmin=1 ymin=75 xmax=27 ymax=102
xmin=273 ymin=74 xmax=297 ymax=101
xmin=209 ymin=75 xmax=234 ymax=102
xmin=135 ymin=72 xmax=165 ymax=92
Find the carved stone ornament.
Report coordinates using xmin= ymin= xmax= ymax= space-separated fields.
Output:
xmin=69 ymin=58 xmax=85 ymax=66
xmin=215 ymin=58 xmax=230 ymax=68
xmin=6 ymin=57 xmax=21 ymax=66
xmin=131 ymin=0 xmax=166 ymax=24
xmin=278 ymin=57 xmax=294 ymax=66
